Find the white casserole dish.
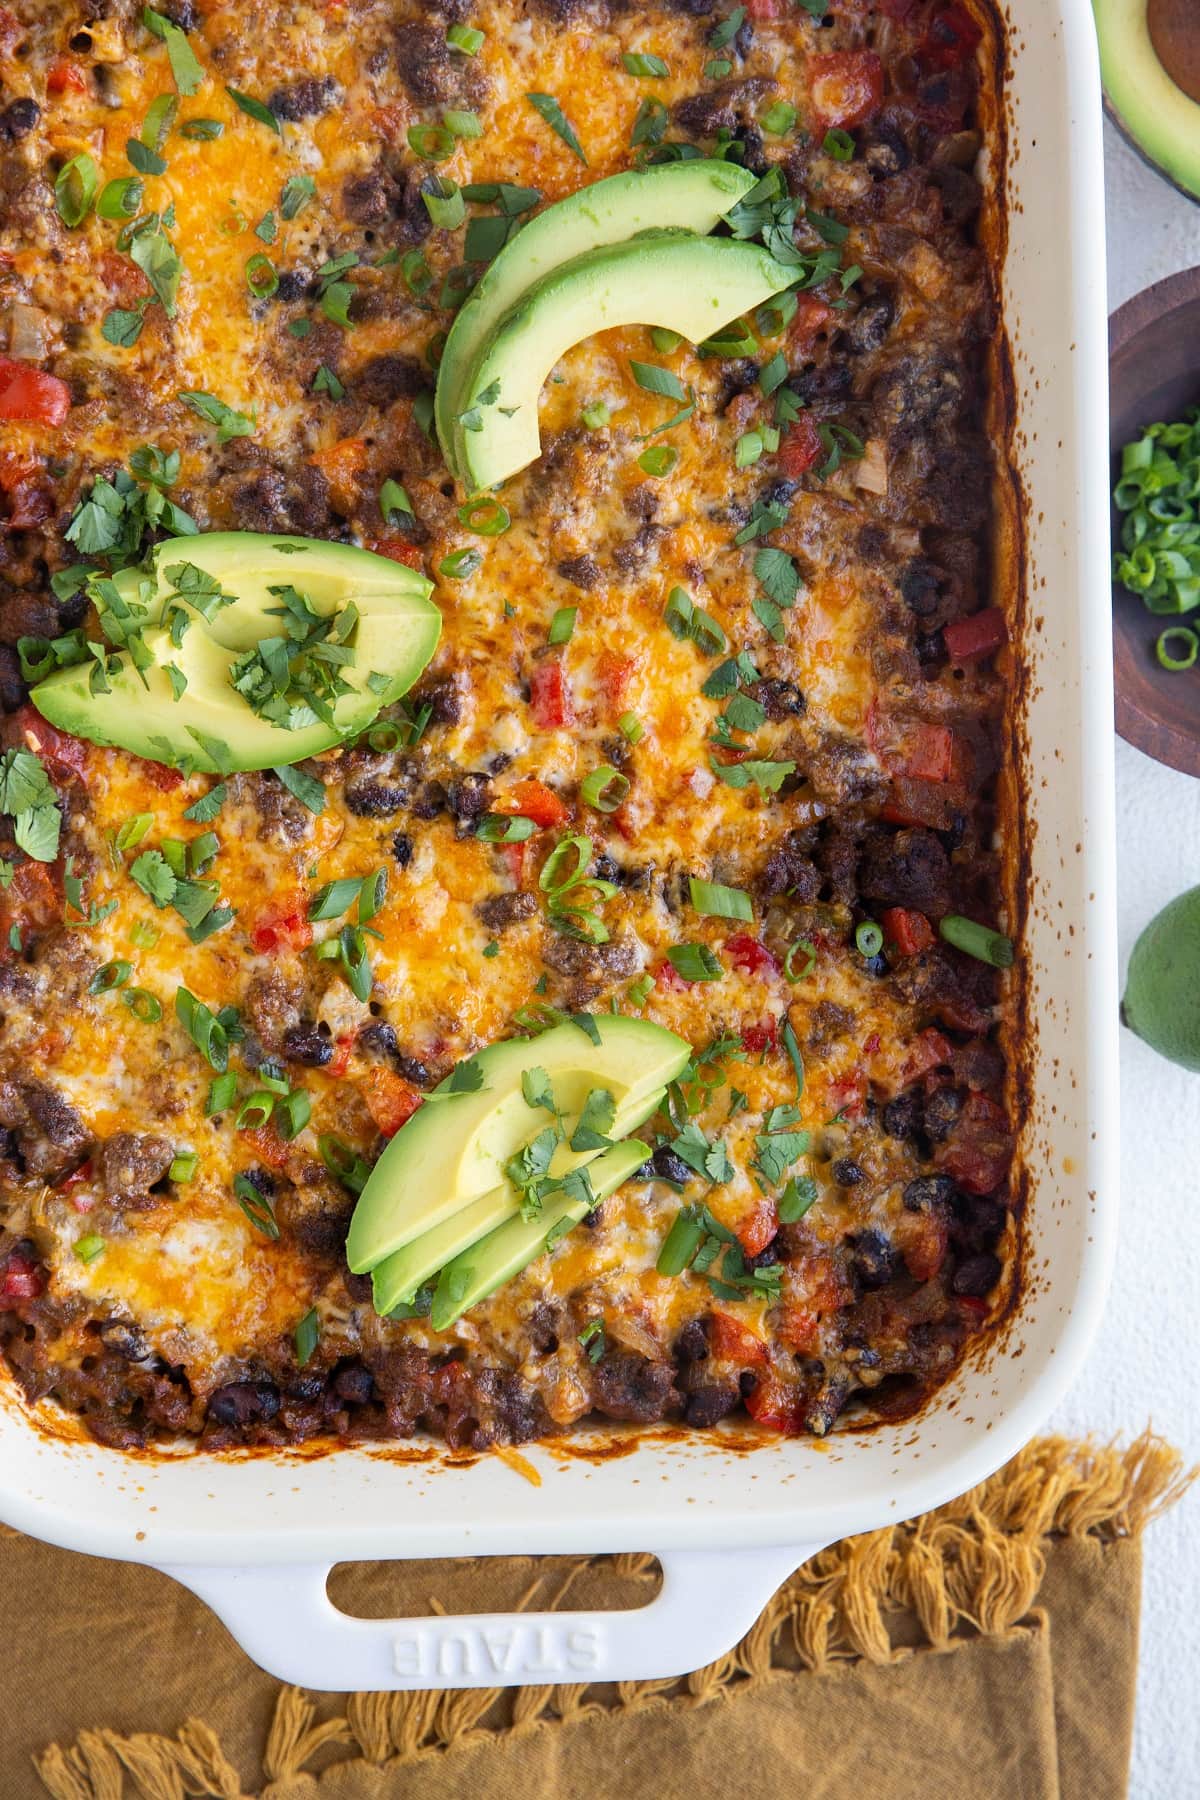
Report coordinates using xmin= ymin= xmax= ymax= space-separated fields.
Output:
xmin=0 ymin=0 xmax=1116 ymax=1692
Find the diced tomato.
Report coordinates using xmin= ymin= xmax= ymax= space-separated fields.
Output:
xmin=250 ymin=906 xmax=313 ymax=955
xmin=777 ymin=1302 xmax=821 ymax=1355
xmin=744 ymin=0 xmax=781 ymax=17
xmin=245 ymin=1125 xmax=291 ymax=1172
xmin=776 ymin=414 xmax=823 ymax=478
xmin=881 ymin=775 xmax=956 ymax=831
xmin=530 ymin=659 xmax=574 ymax=731
xmin=502 ymin=842 xmax=528 ymax=886
xmin=500 ymin=777 xmax=568 ymax=830
xmin=787 ymin=294 xmax=833 ymax=356
xmin=310 ymin=437 xmax=366 ymax=514
xmin=902 ymin=1026 xmax=953 ymax=1083
xmin=0 ymin=860 xmax=58 ymax=936
xmin=710 ymin=1310 xmax=769 ymax=1364
xmin=901 ymin=723 xmax=954 ymax=784
xmin=0 ymin=358 xmax=71 ymax=428
xmin=744 ymin=1372 xmax=803 ymax=1433
xmin=808 ymin=50 xmax=884 ymax=133
xmin=900 ymin=1208 xmax=948 ymax=1282
xmin=0 ymin=1248 xmax=44 ymax=1303
xmin=943 ymin=607 xmax=1008 ymax=664
xmin=361 ymin=1066 xmax=422 ymax=1138
xmin=880 ymin=907 xmax=935 ymax=958
xmin=47 ymin=56 xmax=87 ymax=95
xmin=653 ymin=956 xmax=690 ymax=993
xmin=827 ymin=1070 xmax=866 ymax=1119
xmin=125 ymin=753 xmax=184 ymax=792
xmin=726 ymin=934 xmax=780 ymax=979
xmin=16 ymin=708 xmax=88 ymax=776
xmin=597 ymin=650 xmax=637 ymax=713
xmin=734 ymin=1201 xmax=778 ymax=1259
xmin=329 ymin=1033 xmax=356 ymax=1079
xmin=370 ymin=534 xmax=424 ymax=571
xmin=741 ymin=1019 xmax=778 ymax=1055
xmin=862 ymin=1030 xmax=881 ymax=1056
xmin=936 ymin=1092 xmax=1013 ymax=1196
xmin=57 ymin=1159 xmax=93 ymax=1191
xmin=919 ymin=3 xmax=983 ymax=70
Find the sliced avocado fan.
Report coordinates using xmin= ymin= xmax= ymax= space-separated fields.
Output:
xmin=345 ymin=1014 xmax=690 ymax=1275
xmin=31 ymin=533 xmax=440 ymax=773
xmin=454 ymin=233 xmax=798 ymax=491
xmin=435 ymin=158 xmax=759 ymax=479
xmin=1095 ymin=0 xmax=1200 ymax=201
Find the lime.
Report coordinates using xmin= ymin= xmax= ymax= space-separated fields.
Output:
xmin=1122 ymin=885 xmax=1200 ymax=1072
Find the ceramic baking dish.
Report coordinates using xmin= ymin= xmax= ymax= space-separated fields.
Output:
xmin=0 ymin=0 xmax=1116 ymax=1692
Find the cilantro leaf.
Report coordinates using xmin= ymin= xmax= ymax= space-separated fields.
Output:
xmin=569 ymin=1086 xmax=616 ymax=1152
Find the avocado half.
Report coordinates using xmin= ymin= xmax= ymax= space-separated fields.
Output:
xmin=1095 ymin=0 xmax=1200 ymax=202
xmin=456 ymin=233 xmax=798 ymax=491
xmin=435 ymin=158 xmax=759 ymax=480
xmin=31 ymin=533 xmax=440 ymax=773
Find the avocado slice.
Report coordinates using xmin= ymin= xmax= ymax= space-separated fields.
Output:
xmin=344 ymin=1015 xmax=690 ymax=1274
xmin=31 ymin=533 xmax=440 ymax=773
xmin=429 ymin=1136 xmax=651 ymax=1331
xmin=456 ymin=233 xmax=798 ymax=491
xmin=369 ymin=1083 xmax=665 ymax=1315
xmin=435 ymin=159 xmax=758 ymax=480
xmin=1096 ymin=0 xmax=1200 ymax=201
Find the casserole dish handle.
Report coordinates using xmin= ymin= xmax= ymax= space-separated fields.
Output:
xmin=158 ymin=1543 xmax=819 ymax=1691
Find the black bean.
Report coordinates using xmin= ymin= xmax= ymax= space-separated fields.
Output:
xmin=392 ymin=831 xmax=413 ymax=867
xmin=358 ymin=1021 xmax=398 ymax=1061
xmin=333 ymin=1360 xmax=375 ymax=1405
xmin=951 ymin=1253 xmax=1001 ymax=1298
xmin=241 ymin=1166 xmax=275 ymax=1200
xmin=281 ymin=1025 xmax=334 ymax=1069
xmin=0 ymin=98 xmax=39 ymax=141
xmin=882 ymin=1091 xmax=923 ymax=1139
xmin=685 ymin=1383 xmax=741 ymax=1427
xmin=98 ymin=1318 xmax=148 ymax=1361
xmin=649 ymin=1145 xmax=692 ymax=1187
xmin=923 ymin=1087 xmax=962 ymax=1142
xmin=902 ymin=1174 xmax=957 ymax=1212
xmin=208 ymin=1380 xmax=281 ymax=1427
xmin=832 ymin=1157 xmax=864 ymax=1186
xmin=447 ymin=771 xmax=491 ymax=825
xmin=394 ymin=1052 xmax=436 ymax=1090
xmin=846 ymin=293 xmax=894 ymax=356
xmin=344 ymin=780 xmax=409 ymax=819
xmin=850 ymin=1230 xmax=897 ymax=1290
xmin=675 ymin=1318 xmax=709 ymax=1363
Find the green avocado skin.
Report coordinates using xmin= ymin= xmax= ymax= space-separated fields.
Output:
xmin=1094 ymin=0 xmax=1200 ymax=202
xmin=1122 ymin=885 xmax=1200 ymax=1072
xmin=30 ymin=532 xmax=439 ymax=774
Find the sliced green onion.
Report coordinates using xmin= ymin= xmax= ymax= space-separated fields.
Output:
xmin=622 ymin=51 xmax=669 ymax=76
xmin=447 ymin=23 xmax=485 ymax=52
xmin=123 ymin=986 xmax=162 ymax=1022
xmin=245 ymin=252 xmax=278 ymax=298
xmin=650 ymin=326 xmax=682 ymax=354
xmin=423 ymin=176 xmax=465 ymax=228
xmin=294 ymin=1306 xmax=320 ymax=1366
xmin=236 ymin=1091 xmax=276 ymax=1131
xmin=667 ymin=943 xmax=724 ymax=983
xmin=234 ymin=1173 xmax=279 ymax=1239
xmin=319 ymin=1133 xmax=371 ymax=1194
xmin=855 ymin=921 xmax=884 ymax=957
xmin=54 ymin=152 xmax=99 ymax=228
xmin=169 ymin=1152 xmax=199 ymax=1183
xmin=777 ymin=1176 xmax=818 ymax=1224
xmin=735 ymin=430 xmax=764 ymax=469
xmin=1157 ymin=626 xmax=1198 ymax=670
xmin=130 ymin=919 xmax=160 ymax=949
xmin=582 ymin=400 xmax=610 ymax=430
xmin=457 ymin=496 xmax=510 ymax=535
xmin=74 ymin=1233 xmax=106 ymax=1265
xmin=142 ymin=92 xmax=179 ymax=151
xmin=939 ymin=913 xmax=1015 ymax=968
xmin=438 ymin=547 xmax=482 ymax=580
xmin=276 ymin=1089 xmax=312 ymax=1141
xmin=540 ymin=834 xmax=592 ymax=894
xmin=97 ymin=176 xmax=145 ymax=220
xmin=760 ymin=100 xmax=798 ymax=135
xmin=783 ymin=938 xmax=817 ymax=981
xmin=180 ymin=117 xmax=224 ymax=140
xmin=822 ymin=128 xmax=855 ymax=161
xmin=477 ymin=814 xmax=536 ymax=843
xmin=657 ymin=1208 xmax=704 ymax=1275
xmin=638 ymin=445 xmax=678 ymax=478
xmin=617 ymin=710 xmax=644 ymax=745
xmin=548 ymin=606 xmax=577 ymax=646
xmin=444 ymin=108 xmax=482 ymax=139
xmin=207 ymin=1071 xmax=236 ymax=1114
xmin=688 ymin=878 xmax=753 ymax=922
xmin=89 ymin=959 xmax=133 ymax=995
xmin=581 ymin=765 xmax=629 ymax=813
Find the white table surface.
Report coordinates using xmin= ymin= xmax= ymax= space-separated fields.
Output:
xmin=1042 ymin=120 xmax=1200 ymax=1800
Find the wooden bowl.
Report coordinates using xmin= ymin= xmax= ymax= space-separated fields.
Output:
xmin=1110 ymin=266 xmax=1200 ymax=777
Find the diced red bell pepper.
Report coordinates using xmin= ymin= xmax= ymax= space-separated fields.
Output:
xmin=502 ymin=777 xmax=568 ymax=830
xmin=881 ymin=775 xmax=956 ymax=831
xmin=862 ymin=1030 xmax=881 ymax=1057
xmin=777 ymin=1302 xmax=821 ymax=1355
xmin=827 ymin=1070 xmax=867 ymax=1119
xmin=710 ymin=1309 xmax=770 ymax=1363
xmin=744 ymin=1372 xmax=803 ymax=1433
xmin=726 ymin=934 xmax=780 ymax=978
xmin=329 ymin=1032 xmax=356 ymax=1079
xmin=47 ymin=56 xmax=87 ymax=95
xmin=360 ymin=1066 xmax=422 ymax=1138
xmin=245 ymin=1125 xmax=291 ymax=1172
xmin=788 ymin=294 xmax=833 ymax=356
xmin=250 ymin=905 xmax=313 ymax=955
xmin=741 ymin=1018 xmax=779 ymax=1055
xmin=902 ymin=1026 xmax=953 ymax=1083
xmin=654 ymin=956 xmax=692 ymax=992
xmin=734 ymin=1200 xmax=778 ymax=1258
xmin=502 ymin=841 xmax=528 ymax=886
xmin=880 ymin=907 xmax=935 ymax=958
xmin=0 ymin=1248 xmax=44 ymax=1302
xmin=943 ymin=607 xmax=1008 ymax=664
xmin=776 ymin=414 xmax=823 ymax=478
xmin=0 ymin=860 xmax=59 ymax=936
xmin=597 ymin=649 xmax=637 ymax=712
xmin=901 ymin=723 xmax=954 ymax=784
xmin=900 ymin=1209 xmax=948 ymax=1281
xmin=127 ymin=753 xmax=184 ymax=792
xmin=919 ymin=4 xmax=983 ymax=70
xmin=0 ymin=359 xmax=71 ymax=428
xmin=370 ymin=534 xmax=425 ymax=572
xmin=529 ymin=659 xmax=574 ymax=731
xmin=808 ymin=50 xmax=884 ymax=133
xmin=744 ymin=0 xmax=781 ymax=17
xmin=936 ymin=1092 xmax=1013 ymax=1195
